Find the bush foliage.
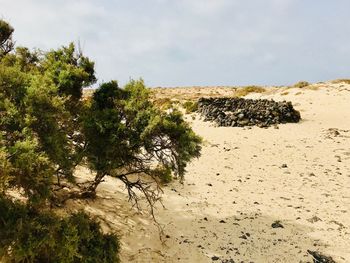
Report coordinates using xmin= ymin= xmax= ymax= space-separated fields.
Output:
xmin=0 ymin=197 xmax=119 ymax=263
xmin=0 ymin=19 xmax=202 ymax=262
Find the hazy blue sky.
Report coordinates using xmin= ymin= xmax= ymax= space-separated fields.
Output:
xmin=1 ymin=0 xmax=350 ymax=87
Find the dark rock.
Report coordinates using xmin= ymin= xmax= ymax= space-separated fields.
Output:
xmin=307 ymin=250 xmax=336 ymax=263
xmin=197 ymin=97 xmax=301 ymax=128
xmin=271 ymin=221 xmax=284 ymax=228
xmin=307 ymin=216 xmax=322 ymax=223
xmin=212 ymin=256 xmax=220 ymax=261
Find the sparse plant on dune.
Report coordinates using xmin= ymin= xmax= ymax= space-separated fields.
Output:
xmin=233 ymin=85 xmax=266 ymax=97
xmin=182 ymin=100 xmax=198 ymax=113
xmin=152 ymin=97 xmax=176 ymax=110
xmin=293 ymin=81 xmax=310 ymax=89
xmin=331 ymin=79 xmax=350 ymax=85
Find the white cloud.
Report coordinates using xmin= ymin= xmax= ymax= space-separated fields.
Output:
xmin=178 ymin=0 xmax=235 ymax=15
xmin=1 ymin=0 xmax=350 ymax=86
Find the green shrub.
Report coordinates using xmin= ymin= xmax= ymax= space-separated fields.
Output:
xmin=152 ymin=165 xmax=173 ymax=184
xmin=0 ymin=19 xmax=202 ymax=262
xmin=0 ymin=197 xmax=120 ymax=263
xmin=83 ymin=80 xmax=202 ymax=193
xmin=182 ymin=100 xmax=198 ymax=113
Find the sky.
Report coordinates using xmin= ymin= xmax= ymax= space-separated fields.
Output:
xmin=1 ymin=0 xmax=350 ymax=87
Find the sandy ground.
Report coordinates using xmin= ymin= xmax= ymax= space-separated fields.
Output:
xmin=72 ymin=82 xmax=350 ymax=263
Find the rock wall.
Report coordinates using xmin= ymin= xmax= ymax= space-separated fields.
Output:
xmin=197 ymin=97 xmax=301 ymax=127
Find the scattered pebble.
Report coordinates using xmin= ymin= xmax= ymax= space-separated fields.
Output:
xmin=271 ymin=221 xmax=284 ymax=228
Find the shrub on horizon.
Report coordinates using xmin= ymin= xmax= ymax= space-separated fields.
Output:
xmin=293 ymin=81 xmax=310 ymax=89
xmin=234 ymin=85 xmax=266 ymax=97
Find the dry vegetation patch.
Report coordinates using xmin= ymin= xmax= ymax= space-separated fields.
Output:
xmin=182 ymin=100 xmax=199 ymax=114
xmin=290 ymin=81 xmax=321 ymax=91
xmin=293 ymin=81 xmax=310 ymax=89
xmin=152 ymin=97 xmax=178 ymax=110
xmin=331 ymin=79 xmax=350 ymax=85
xmin=233 ymin=85 xmax=266 ymax=97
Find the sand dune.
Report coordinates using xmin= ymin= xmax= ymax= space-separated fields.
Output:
xmin=71 ymin=82 xmax=350 ymax=262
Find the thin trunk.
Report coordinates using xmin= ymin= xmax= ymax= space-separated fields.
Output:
xmin=87 ymin=171 xmax=106 ymax=193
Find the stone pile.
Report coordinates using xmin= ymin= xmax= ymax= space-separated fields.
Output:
xmin=197 ymin=97 xmax=301 ymax=127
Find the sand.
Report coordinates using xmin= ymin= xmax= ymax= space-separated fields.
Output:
xmin=71 ymin=81 xmax=350 ymax=262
